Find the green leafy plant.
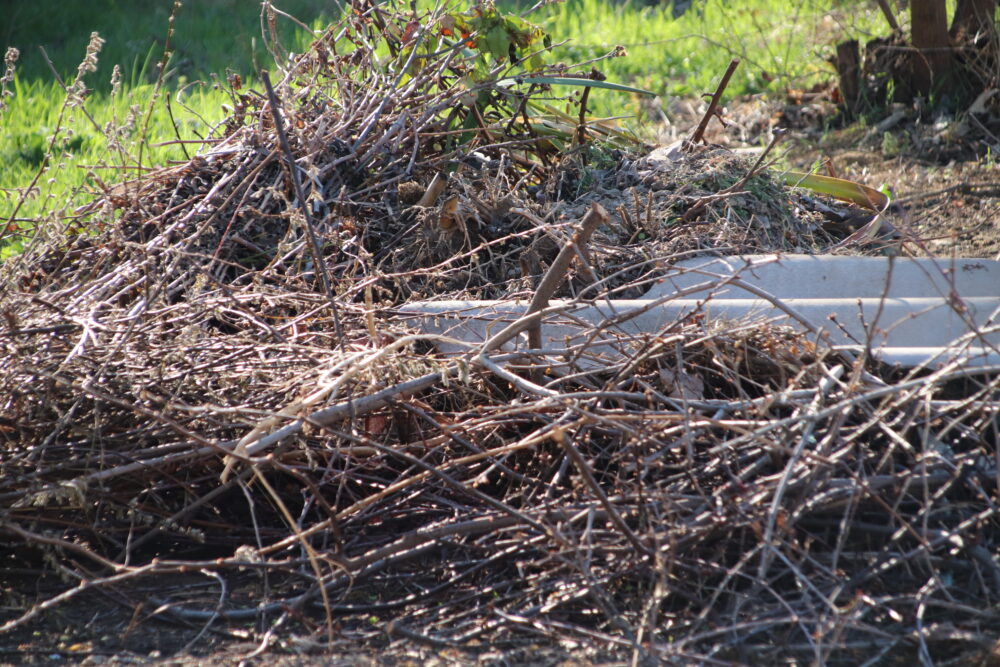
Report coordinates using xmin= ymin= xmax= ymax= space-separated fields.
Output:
xmin=388 ymin=1 xmax=655 ymax=163
xmin=439 ymin=1 xmax=551 ymax=75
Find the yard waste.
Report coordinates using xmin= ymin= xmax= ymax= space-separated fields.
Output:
xmin=1 ymin=1 xmax=998 ymax=662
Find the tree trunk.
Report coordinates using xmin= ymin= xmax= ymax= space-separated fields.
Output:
xmin=950 ymin=0 xmax=997 ymax=42
xmin=835 ymin=40 xmax=862 ymax=116
xmin=909 ymin=0 xmax=953 ymax=98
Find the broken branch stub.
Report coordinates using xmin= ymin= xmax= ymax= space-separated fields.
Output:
xmin=527 ymin=202 xmax=609 ymax=357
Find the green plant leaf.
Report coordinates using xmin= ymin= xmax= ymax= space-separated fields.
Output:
xmin=784 ymin=171 xmax=890 ymax=211
xmin=502 ymin=76 xmax=655 ymax=96
xmin=483 ymin=25 xmax=509 ymax=62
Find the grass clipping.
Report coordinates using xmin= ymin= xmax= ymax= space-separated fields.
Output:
xmin=1 ymin=2 xmax=999 ymax=662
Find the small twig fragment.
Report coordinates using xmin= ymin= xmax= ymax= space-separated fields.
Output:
xmin=689 ymin=58 xmax=740 ymax=145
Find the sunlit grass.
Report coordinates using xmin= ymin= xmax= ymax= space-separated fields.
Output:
xmin=1 ymin=76 xmax=224 ymax=251
xmin=529 ymin=0 xmax=886 ymax=119
xmin=1 ymin=0 xmax=336 ymax=244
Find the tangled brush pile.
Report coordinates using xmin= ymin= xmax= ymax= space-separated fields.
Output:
xmin=1 ymin=1 xmax=998 ymax=663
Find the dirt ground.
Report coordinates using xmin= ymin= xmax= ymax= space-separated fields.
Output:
xmin=786 ymin=129 xmax=1000 ymax=260
xmin=0 ymin=593 xmax=611 ymax=666
xmin=2 ymin=100 xmax=999 ymax=666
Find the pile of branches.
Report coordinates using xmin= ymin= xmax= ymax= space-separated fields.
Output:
xmin=1 ymin=1 xmax=998 ymax=663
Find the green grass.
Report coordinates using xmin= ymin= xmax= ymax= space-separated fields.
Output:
xmin=1 ymin=0 xmax=337 ymax=248
xmin=2 ymin=0 xmax=336 ymax=87
xmin=530 ymin=0 xmax=886 ymax=120
xmin=1 ymin=75 xmax=220 ymax=238
xmin=1 ymin=0 xmax=887 ymax=248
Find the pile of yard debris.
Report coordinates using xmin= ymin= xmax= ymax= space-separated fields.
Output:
xmin=1 ymin=2 xmax=998 ymax=663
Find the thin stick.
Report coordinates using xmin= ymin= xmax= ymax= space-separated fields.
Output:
xmin=576 ymin=85 xmax=593 ymax=149
xmin=689 ymin=59 xmax=739 ymax=145
xmin=136 ymin=0 xmax=182 ymax=171
xmin=261 ymin=70 xmax=345 ymax=347
xmin=682 ymin=129 xmax=784 ymax=221
xmin=739 ymin=128 xmax=785 ymax=182
xmin=553 ymin=424 xmax=653 ymax=558
xmin=875 ymin=0 xmax=901 ymax=31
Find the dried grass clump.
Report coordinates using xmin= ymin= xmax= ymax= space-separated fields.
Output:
xmin=559 ymin=144 xmax=835 ymax=253
xmin=1 ymin=1 xmax=998 ymax=663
